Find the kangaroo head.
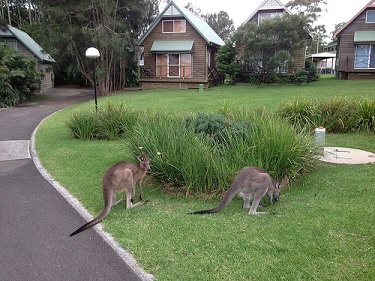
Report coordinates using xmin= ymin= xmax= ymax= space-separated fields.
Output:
xmin=137 ymin=152 xmax=151 ymax=171
xmin=269 ymin=178 xmax=281 ymax=202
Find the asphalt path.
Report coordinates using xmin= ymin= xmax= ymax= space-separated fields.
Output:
xmin=0 ymin=89 xmax=152 ymax=281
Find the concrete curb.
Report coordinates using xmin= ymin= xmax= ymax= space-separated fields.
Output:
xmin=30 ymin=112 xmax=154 ymax=281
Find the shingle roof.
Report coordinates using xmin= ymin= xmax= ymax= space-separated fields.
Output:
xmin=0 ymin=25 xmax=55 ymax=63
xmin=137 ymin=1 xmax=224 ymax=46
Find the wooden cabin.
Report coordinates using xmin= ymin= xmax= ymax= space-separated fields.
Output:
xmin=137 ymin=1 xmax=224 ymax=89
xmin=335 ymin=0 xmax=375 ymax=80
xmin=236 ymin=0 xmax=309 ymax=74
xmin=0 ymin=25 xmax=56 ymax=91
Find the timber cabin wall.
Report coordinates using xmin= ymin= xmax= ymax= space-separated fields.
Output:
xmin=336 ymin=7 xmax=375 ymax=80
xmin=290 ymin=48 xmax=306 ymax=73
xmin=140 ymin=18 xmax=214 ymax=89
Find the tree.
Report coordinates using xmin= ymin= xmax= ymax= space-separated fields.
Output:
xmin=0 ymin=0 xmax=42 ymax=26
xmin=216 ymin=40 xmax=240 ymax=83
xmin=286 ymin=0 xmax=328 ymax=51
xmin=184 ymin=2 xmax=201 ymax=16
xmin=286 ymin=0 xmax=327 ymax=23
xmin=0 ymin=43 xmax=40 ymax=107
xmin=202 ymin=11 xmax=235 ymax=41
xmin=24 ymin=0 xmax=160 ymax=94
xmin=234 ymin=13 xmax=309 ymax=80
xmin=309 ymin=24 xmax=328 ymax=54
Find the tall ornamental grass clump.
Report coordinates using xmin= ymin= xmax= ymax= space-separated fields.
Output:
xmin=124 ymin=112 xmax=228 ymax=194
xmin=125 ymin=108 xmax=316 ymax=195
xmin=279 ymin=97 xmax=375 ymax=133
xmin=66 ymin=103 xmax=317 ymax=194
xmin=67 ymin=102 xmax=139 ymax=140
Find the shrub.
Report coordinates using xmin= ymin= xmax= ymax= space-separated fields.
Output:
xmin=0 ymin=43 xmax=40 ymax=107
xmin=279 ymin=97 xmax=375 ymax=133
xmin=67 ymin=110 xmax=101 ymax=140
xmin=67 ymin=102 xmax=139 ymax=140
xmin=125 ymin=108 xmax=316 ymax=195
xmin=66 ymin=103 xmax=317 ymax=194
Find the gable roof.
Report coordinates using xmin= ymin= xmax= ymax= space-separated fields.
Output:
xmin=240 ymin=0 xmax=291 ymax=27
xmin=0 ymin=25 xmax=55 ymax=63
xmin=137 ymin=1 xmax=224 ymax=47
xmin=335 ymin=0 xmax=375 ymax=37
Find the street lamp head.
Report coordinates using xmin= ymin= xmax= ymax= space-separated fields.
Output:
xmin=85 ymin=47 xmax=100 ymax=59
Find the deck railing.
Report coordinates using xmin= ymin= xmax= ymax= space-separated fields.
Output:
xmin=139 ymin=65 xmax=223 ymax=81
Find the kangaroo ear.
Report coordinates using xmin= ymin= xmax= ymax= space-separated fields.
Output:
xmin=137 ymin=155 xmax=144 ymax=161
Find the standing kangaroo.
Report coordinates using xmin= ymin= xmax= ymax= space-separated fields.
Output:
xmin=70 ymin=153 xmax=151 ymax=237
xmin=189 ymin=166 xmax=281 ymax=215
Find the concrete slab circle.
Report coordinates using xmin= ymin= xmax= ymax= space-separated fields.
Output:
xmin=319 ymin=147 xmax=375 ymax=165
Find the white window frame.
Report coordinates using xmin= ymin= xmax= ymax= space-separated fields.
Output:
xmin=258 ymin=12 xmax=282 ymax=24
xmin=366 ymin=10 xmax=375 ymax=23
xmin=354 ymin=44 xmax=375 ymax=69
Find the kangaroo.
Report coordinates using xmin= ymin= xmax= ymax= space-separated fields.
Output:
xmin=70 ymin=153 xmax=151 ymax=237
xmin=189 ymin=166 xmax=281 ymax=215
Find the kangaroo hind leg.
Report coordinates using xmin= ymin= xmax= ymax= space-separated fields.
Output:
xmin=242 ymin=193 xmax=252 ymax=209
xmin=248 ymin=197 xmax=273 ymax=215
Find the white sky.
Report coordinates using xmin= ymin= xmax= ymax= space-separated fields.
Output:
xmin=164 ymin=0 xmax=372 ymax=35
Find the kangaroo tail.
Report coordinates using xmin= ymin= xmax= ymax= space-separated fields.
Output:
xmin=189 ymin=208 xmax=219 ymax=214
xmin=70 ymin=204 xmax=112 ymax=237
xmin=189 ymin=184 xmax=239 ymax=215
xmin=70 ymin=217 xmax=103 ymax=237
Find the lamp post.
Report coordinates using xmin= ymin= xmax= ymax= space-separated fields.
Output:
xmin=85 ymin=47 xmax=100 ymax=112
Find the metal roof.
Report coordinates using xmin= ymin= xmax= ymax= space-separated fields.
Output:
xmin=240 ymin=0 xmax=292 ymax=28
xmin=354 ymin=30 xmax=375 ymax=42
xmin=138 ymin=1 xmax=224 ymax=47
xmin=307 ymin=52 xmax=336 ymax=59
xmin=335 ymin=0 xmax=375 ymax=37
xmin=0 ymin=25 xmax=55 ymax=63
xmin=150 ymin=40 xmax=194 ymax=53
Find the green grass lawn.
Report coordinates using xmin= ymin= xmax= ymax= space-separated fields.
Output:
xmin=35 ymin=76 xmax=375 ymax=280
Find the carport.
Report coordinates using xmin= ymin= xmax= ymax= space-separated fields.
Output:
xmin=307 ymin=52 xmax=336 ymax=74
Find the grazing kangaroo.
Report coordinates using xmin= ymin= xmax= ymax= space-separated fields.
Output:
xmin=189 ymin=166 xmax=281 ymax=215
xmin=70 ymin=153 xmax=151 ymax=237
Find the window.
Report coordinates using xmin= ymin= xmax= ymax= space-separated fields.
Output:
xmin=258 ymin=12 xmax=281 ymax=24
xmin=162 ymin=20 xmax=186 ymax=33
xmin=366 ymin=10 xmax=375 ymax=23
xmin=354 ymin=44 xmax=375 ymax=68
xmin=4 ymin=39 xmax=18 ymax=50
xmin=156 ymin=53 xmax=192 ymax=78
xmin=168 ymin=54 xmax=180 ymax=77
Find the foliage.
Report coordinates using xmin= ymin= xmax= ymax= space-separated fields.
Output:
xmin=67 ymin=102 xmax=139 ymax=140
xmin=216 ymin=40 xmax=241 ymax=83
xmin=279 ymin=97 xmax=375 ymax=133
xmin=67 ymin=102 xmax=316 ymax=194
xmin=0 ymin=43 xmax=40 ymax=107
xmin=18 ymin=0 xmax=160 ymax=92
xmin=202 ymin=11 xmax=235 ymax=41
xmin=239 ymin=61 xmax=318 ymax=85
xmin=286 ymin=0 xmax=327 ymax=23
xmin=185 ymin=112 xmax=230 ymax=143
xmin=234 ymin=13 xmax=310 ymax=81
xmin=304 ymin=59 xmax=319 ymax=82
xmin=286 ymin=0 xmax=327 ymax=53
xmin=0 ymin=0 xmax=42 ymax=26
